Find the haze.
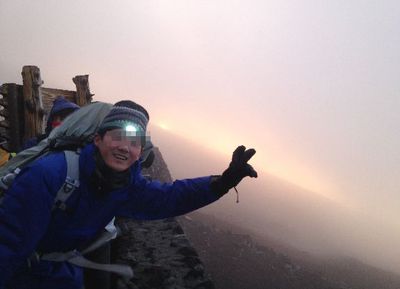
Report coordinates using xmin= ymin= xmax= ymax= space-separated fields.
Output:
xmin=1 ymin=0 xmax=399 ymax=274
xmin=152 ymin=125 xmax=400 ymax=274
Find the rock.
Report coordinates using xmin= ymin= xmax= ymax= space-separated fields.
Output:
xmin=177 ymin=246 xmax=199 ymax=257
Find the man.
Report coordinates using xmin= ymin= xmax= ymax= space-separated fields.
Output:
xmin=0 ymin=100 xmax=257 ymax=289
xmin=21 ymin=95 xmax=80 ymax=150
xmin=21 ymin=98 xmax=154 ymax=289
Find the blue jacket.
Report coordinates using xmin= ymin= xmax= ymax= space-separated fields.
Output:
xmin=0 ymin=144 xmax=219 ymax=289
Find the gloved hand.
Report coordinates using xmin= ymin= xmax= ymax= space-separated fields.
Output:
xmin=211 ymin=145 xmax=257 ymax=197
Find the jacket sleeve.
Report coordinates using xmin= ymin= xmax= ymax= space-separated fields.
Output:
xmin=117 ymin=174 xmax=221 ymax=220
xmin=0 ymin=163 xmax=58 ymax=285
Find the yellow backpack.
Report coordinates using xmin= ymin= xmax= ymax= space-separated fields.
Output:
xmin=0 ymin=147 xmax=14 ymax=167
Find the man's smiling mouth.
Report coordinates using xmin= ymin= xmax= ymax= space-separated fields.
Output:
xmin=113 ymin=153 xmax=128 ymax=161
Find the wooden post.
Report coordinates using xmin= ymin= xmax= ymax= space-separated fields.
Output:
xmin=72 ymin=75 xmax=93 ymax=106
xmin=0 ymin=83 xmax=24 ymax=152
xmin=21 ymin=66 xmax=45 ymax=142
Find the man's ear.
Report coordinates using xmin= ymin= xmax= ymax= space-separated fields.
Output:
xmin=93 ymin=133 xmax=101 ymax=147
xmin=135 ymin=147 xmax=142 ymax=161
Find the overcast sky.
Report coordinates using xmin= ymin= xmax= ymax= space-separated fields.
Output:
xmin=1 ymin=0 xmax=399 ymax=270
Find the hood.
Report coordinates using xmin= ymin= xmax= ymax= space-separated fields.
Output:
xmin=45 ymin=96 xmax=80 ymax=134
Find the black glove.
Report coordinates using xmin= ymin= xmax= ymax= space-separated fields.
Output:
xmin=211 ymin=145 xmax=257 ymax=197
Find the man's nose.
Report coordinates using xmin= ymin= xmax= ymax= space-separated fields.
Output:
xmin=117 ymin=141 xmax=130 ymax=152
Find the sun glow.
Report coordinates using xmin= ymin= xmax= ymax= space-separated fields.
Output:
xmin=157 ymin=122 xmax=170 ymax=130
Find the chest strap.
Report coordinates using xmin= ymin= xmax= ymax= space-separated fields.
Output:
xmin=41 ymin=249 xmax=133 ymax=278
xmin=38 ymin=225 xmax=132 ymax=278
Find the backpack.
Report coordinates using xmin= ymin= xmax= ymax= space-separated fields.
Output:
xmin=0 ymin=101 xmax=113 ymax=196
xmin=0 ymin=101 xmax=154 ymax=197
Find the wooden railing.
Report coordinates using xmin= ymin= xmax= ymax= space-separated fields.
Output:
xmin=0 ymin=66 xmax=93 ymax=152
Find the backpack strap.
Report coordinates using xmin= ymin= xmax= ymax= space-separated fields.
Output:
xmin=0 ymin=169 xmax=19 ymax=190
xmin=40 ymin=249 xmax=133 ymax=278
xmin=80 ymin=217 xmax=118 ymax=256
xmin=52 ymin=150 xmax=81 ymax=211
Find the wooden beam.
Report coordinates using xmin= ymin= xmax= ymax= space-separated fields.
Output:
xmin=0 ymin=83 xmax=23 ymax=152
xmin=72 ymin=75 xmax=93 ymax=106
xmin=21 ymin=66 xmax=45 ymax=142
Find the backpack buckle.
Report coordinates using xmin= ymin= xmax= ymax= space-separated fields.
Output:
xmin=62 ymin=177 xmax=80 ymax=194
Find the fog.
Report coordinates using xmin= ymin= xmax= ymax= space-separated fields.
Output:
xmin=151 ymin=124 xmax=400 ymax=275
xmin=1 ymin=0 xmax=399 ymax=276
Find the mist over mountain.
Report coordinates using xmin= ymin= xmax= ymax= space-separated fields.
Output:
xmin=179 ymin=211 xmax=400 ymax=289
xmin=150 ymin=124 xmax=400 ymax=275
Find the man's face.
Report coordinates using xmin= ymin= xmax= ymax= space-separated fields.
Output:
xmin=94 ymin=128 xmax=142 ymax=172
xmin=51 ymin=109 xmax=76 ymax=129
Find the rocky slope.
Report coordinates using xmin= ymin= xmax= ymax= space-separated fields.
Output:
xmin=179 ymin=212 xmax=336 ymax=289
xmin=179 ymin=211 xmax=400 ymax=289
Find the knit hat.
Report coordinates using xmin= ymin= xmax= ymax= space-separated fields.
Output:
xmin=98 ymin=100 xmax=149 ymax=135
